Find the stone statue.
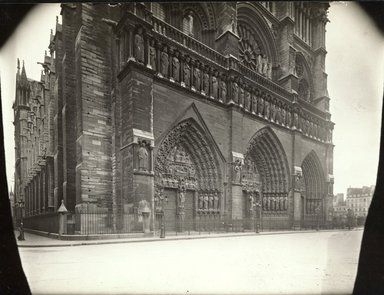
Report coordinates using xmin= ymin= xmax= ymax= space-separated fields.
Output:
xmin=265 ymin=100 xmax=270 ymax=119
xmin=220 ymin=80 xmax=227 ymax=102
xmin=134 ymin=27 xmax=144 ymax=63
xmin=257 ymin=55 xmax=263 ymax=74
xmin=245 ymin=89 xmax=251 ymax=111
xmin=233 ymin=159 xmax=242 ymax=183
xmin=251 ymin=92 xmax=257 ymax=114
xmin=293 ymin=112 xmax=299 ymax=128
xmin=258 ymin=94 xmax=264 ymax=116
xmin=138 ymin=142 xmax=149 ymax=171
xmin=183 ymin=60 xmax=191 ymax=87
xmin=203 ymin=194 xmax=209 ymax=210
xmin=281 ymin=107 xmax=286 ymax=126
xmin=203 ymin=71 xmax=209 ymax=94
xmin=178 ymin=189 xmax=185 ymax=209
xmin=172 ymin=52 xmax=180 ymax=82
xmin=149 ymin=40 xmax=156 ymax=70
xmin=267 ymin=62 xmax=273 ymax=79
xmin=185 ymin=12 xmax=194 ymax=36
xmin=239 ymin=86 xmax=244 ymax=107
xmin=214 ymin=193 xmax=220 ymax=211
xmin=232 ymin=81 xmax=239 ymax=104
xmin=270 ymin=101 xmax=275 ymax=121
xmin=262 ymin=55 xmax=268 ymax=75
xmin=212 ymin=75 xmax=218 ymax=98
xmin=208 ymin=194 xmax=214 ymax=210
xmin=198 ymin=194 xmax=204 ymax=209
xmin=276 ymin=105 xmax=282 ymax=124
xmin=160 ymin=47 xmax=169 ymax=77
xmin=194 ymin=67 xmax=201 ymax=91
xmin=287 ymin=109 xmax=292 ymax=127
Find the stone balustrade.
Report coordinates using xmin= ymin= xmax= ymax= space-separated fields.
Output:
xmin=117 ymin=10 xmax=333 ymax=144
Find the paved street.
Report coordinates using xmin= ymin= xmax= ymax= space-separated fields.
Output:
xmin=19 ymin=229 xmax=363 ymax=295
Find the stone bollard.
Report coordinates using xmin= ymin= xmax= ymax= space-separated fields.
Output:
xmin=58 ymin=200 xmax=68 ymax=236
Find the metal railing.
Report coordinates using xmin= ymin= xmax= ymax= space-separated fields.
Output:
xmin=74 ymin=212 xmax=143 ymax=235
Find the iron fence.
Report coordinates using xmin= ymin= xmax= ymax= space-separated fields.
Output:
xmin=22 ymin=211 xmax=354 ymax=236
xmin=73 ymin=212 xmax=144 ymax=235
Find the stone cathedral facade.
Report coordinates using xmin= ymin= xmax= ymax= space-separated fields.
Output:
xmin=13 ymin=2 xmax=334 ymax=233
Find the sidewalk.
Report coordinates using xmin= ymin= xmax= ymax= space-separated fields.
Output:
xmin=14 ymin=228 xmax=363 ymax=248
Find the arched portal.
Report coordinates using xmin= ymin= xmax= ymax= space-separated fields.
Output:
xmin=244 ymin=127 xmax=290 ymax=222
xmin=301 ymin=151 xmax=326 ymax=219
xmin=154 ymin=118 xmax=222 ymax=231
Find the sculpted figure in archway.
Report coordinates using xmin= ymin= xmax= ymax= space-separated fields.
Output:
xmin=239 ymin=86 xmax=245 ymax=107
xmin=203 ymin=194 xmax=209 ymax=210
xmin=199 ymin=194 xmax=204 ymax=209
xmin=214 ymin=192 xmax=220 ymax=211
xmin=208 ymin=194 xmax=214 ymax=210
xmin=211 ymin=74 xmax=218 ymax=99
xmin=149 ymin=39 xmax=156 ymax=70
xmin=233 ymin=159 xmax=243 ymax=183
xmin=160 ymin=47 xmax=169 ymax=77
xmin=220 ymin=80 xmax=227 ymax=102
xmin=172 ymin=52 xmax=180 ymax=82
xmin=183 ymin=58 xmax=191 ymax=87
xmin=134 ymin=27 xmax=144 ymax=63
xmin=194 ymin=66 xmax=201 ymax=91
xmin=203 ymin=71 xmax=209 ymax=94
xmin=138 ymin=141 xmax=149 ymax=171
xmin=232 ymin=80 xmax=239 ymax=104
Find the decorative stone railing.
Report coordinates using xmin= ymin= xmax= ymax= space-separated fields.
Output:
xmin=152 ymin=17 xmax=228 ymax=68
xmin=117 ymin=10 xmax=333 ymax=144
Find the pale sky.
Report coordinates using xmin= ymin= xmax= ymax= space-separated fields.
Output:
xmin=1 ymin=3 xmax=383 ymax=197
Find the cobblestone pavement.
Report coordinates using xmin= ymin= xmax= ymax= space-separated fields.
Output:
xmin=18 ymin=229 xmax=363 ymax=295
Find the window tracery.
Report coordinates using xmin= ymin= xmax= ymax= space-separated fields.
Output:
xmin=237 ymin=22 xmax=273 ymax=80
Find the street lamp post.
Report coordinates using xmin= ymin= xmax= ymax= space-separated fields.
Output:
xmin=154 ymin=188 xmax=168 ymax=238
xmin=255 ymin=194 xmax=261 ymax=234
xmin=315 ymin=206 xmax=320 ymax=231
xmin=17 ymin=198 xmax=25 ymax=241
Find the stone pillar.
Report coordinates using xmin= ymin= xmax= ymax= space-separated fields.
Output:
xmin=118 ymin=60 xmax=155 ymax=232
xmin=215 ymin=2 xmax=240 ymax=57
xmin=275 ymin=7 xmax=297 ymax=92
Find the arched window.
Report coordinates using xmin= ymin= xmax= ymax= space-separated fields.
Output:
xmin=295 ymin=54 xmax=313 ymax=102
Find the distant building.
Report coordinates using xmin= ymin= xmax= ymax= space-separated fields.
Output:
xmin=333 ymin=193 xmax=344 ymax=206
xmin=346 ymin=186 xmax=375 ymax=217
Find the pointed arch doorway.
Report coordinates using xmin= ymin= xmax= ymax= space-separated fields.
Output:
xmin=243 ymin=127 xmax=290 ymax=230
xmin=301 ymin=151 xmax=327 ymax=228
xmin=154 ymin=119 xmax=222 ymax=232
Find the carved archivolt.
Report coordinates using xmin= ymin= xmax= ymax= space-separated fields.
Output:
xmin=155 ymin=119 xmax=221 ymax=192
xmin=302 ymin=150 xmax=326 ymax=214
xmin=245 ymin=127 xmax=290 ymax=195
